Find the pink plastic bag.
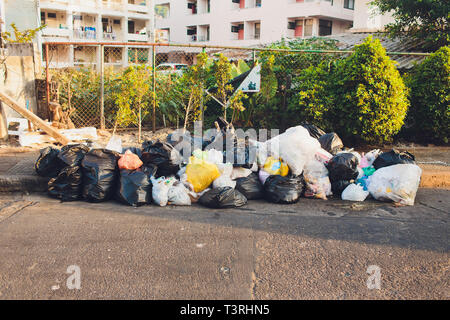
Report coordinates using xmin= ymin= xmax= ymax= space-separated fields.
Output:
xmin=118 ymin=150 xmax=143 ymax=171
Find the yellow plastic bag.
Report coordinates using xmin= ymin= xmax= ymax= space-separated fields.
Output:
xmin=186 ymin=157 xmax=221 ymax=192
xmin=263 ymin=157 xmax=289 ymax=176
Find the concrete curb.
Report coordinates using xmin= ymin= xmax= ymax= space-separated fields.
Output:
xmin=0 ymin=174 xmax=48 ymax=193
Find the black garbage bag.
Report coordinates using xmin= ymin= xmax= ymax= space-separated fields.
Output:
xmin=199 ymin=187 xmax=247 ymax=209
xmin=263 ymin=175 xmax=305 ymax=204
xmin=301 ymin=123 xmax=326 ymax=139
xmin=318 ymin=133 xmax=344 ymax=155
xmin=373 ymin=149 xmax=415 ymax=170
xmin=141 ymin=141 xmax=181 ymax=178
xmin=48 ymin=166 xmax=83 ymax=201
xmin=81 ymin=149 xmax=120 ymax=202
xmin=235 ymin=172 xmax=264 ymax=200
xmin=58 ymin=144 xmax=90 ymax=167
xmin=35 ymin=147 xmax=63 ymax=178
xmin=116 ymin=168 xmax=153 ymax=207
xmin=331 ymin=180 xmax=352 ymax=197
xmin=122 ymin=147 xmax=142 ymax=159
xmin=326 ymin=153 xmax=359 ymax=183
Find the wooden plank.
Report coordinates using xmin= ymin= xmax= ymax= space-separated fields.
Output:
xmin=0 ymin=91 xmax=70 ymax=145
xmin=0 ymin=102 xmax=8 ymax=140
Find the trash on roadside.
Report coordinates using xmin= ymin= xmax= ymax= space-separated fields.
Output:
xmin=33 ymin=123 xmax=425 ymax=208
xmin=35 ymin=146 xmax=63 ymax=178
xmin=264 ymin=175 xmax=305 ymax=204
xmin=327 ymin=153 xmax=359 ymax=183
xmin=360 ymin=149 xmax=381 ymax=168
xmin=263 ymin=157 xmax=289 ymax=176
xmin=368 ymin=164 xmax=422 ymax=206
xmin=235 ymin=172 xmax=264 ymax=200
xmin=81 ymin=149 xmax=120 ymax=202
xmin=58 ymin=144 xmax=90 ymax=167
xmin=231 ymin=167 xmax=252 ymax=180
xmin=141 ymin=141 xmax=182 ymax=178
xmin=331 ymin=180 xmax=352 ymax=197
xmin=303 ymin=160 xmax=331 ymax=200
xmin=262 ymin=125 xmax=321 ymax=176
xmin=301 ymin=123 xmax=326 ymax=139
xmin=151 ymin=176 xmax=176 ymax=207
xmin=373 ymin=149 xmax=416 ymax=170
xmin=213 ymin=174 xmax=236 ymax=189
xmin=341 ymin=183 xmax=369 ymax=202
xmin=168 ymin=181 xmax=191 ymax=206
xmin=116 ymin=168 xmax=152 ymax=207
xmin=186 ymin=157 xmax=221 ymax=192
xmin=198 ymin=187 xmax=247 ymax=208
xmin=318 ymin=132 xmax=344 ymax=155
xmin=105 ymin=135 xmax=123 ymax=154
xmin=48 ymin=166 xmax=83 ymax=201
xmin=118 ymin=150 xmax=143 ymax=171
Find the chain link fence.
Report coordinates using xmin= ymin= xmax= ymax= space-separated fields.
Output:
xmin=41 ymin=42 xmax=429 ymax=131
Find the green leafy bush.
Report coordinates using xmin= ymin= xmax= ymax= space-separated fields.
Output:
xmin=405 ymin=46 xmax=450 ymax=144
xmin=295 ymin=37 xmax=409 ymax=144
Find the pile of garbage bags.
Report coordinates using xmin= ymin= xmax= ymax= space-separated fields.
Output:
xmin=35 ymin=122 xmax=422 ymax=208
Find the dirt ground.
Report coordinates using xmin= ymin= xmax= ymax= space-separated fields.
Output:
xmin=1 ymin=129 xmax=448 ymax=189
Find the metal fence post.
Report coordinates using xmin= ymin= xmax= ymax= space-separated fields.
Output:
xmin=100 ymin=44 xmax=105 ymax=130
xmin=152 ymin=44 xmax=156 ymax=133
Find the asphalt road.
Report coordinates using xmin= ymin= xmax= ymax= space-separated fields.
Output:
xmin=0 ymin=189 xmax=448 ymax=300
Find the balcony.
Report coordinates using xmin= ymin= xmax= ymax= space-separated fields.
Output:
xmin=128 ymin=4 xmax=149 ymax=14
xmin=289 ymin=0 xmax=353 ymax=21
xmin=39 ymin=0 xmax=69 ymax=10
xmin=42 ymin=27 xmax=71 ymax=38
xmin=73 ymin=28 xmax=97 ymax=40
xmin=128 ymin=33 xmax=148 ymax=42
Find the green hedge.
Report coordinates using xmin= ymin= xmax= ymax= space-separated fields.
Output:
xmin=405 ymin=46 xmax=450 ymax=144
xmin=295 ymin=36 xmax=409 ymax=145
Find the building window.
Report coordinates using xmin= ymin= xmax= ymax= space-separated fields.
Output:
xmin=319 ymin=19 xmax=332 ymax=36
xmin=304 ymin=19 xmax=313 ymax=36
xmin=48 ymin=12 xmax=57 ymax=19
xmin=344 ymin=0 xmax=354 ymax=10
xmin=254 ymin=22 xmax=260 ymax=39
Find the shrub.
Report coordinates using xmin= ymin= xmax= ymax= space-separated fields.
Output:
xmin=296 ymin=37 xmax=409 ymax=144
xmin=405 ymin=46 xmax=450 ymax=144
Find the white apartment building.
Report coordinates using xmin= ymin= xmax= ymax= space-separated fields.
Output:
xmin=37 ymin=0 xmax=155 ymax=68
xmin=351 ymin=0 xmax=394 ymax=32
xmin=155 ymin=0 xmax=355 ymax=46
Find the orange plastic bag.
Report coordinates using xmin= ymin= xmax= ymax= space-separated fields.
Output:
xmin=118 ymin=150 xmax=143 ymax=170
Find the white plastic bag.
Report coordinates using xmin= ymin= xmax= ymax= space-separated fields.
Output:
xmin=360 ymin=149 xmax=381 ymax=168
xmin=151 ymin=176 xmax=176 ymax=207
xmin=213 ymin=175 xmax=236 ymax=189
xmin=368 ymin=164 xmax=422 ymax=206
xmin=341 ymin=183 xmax=369 ymax=201
xmin=231 ymin=167 xmax=252 ymax=180
xmin=262 ymin=126 xmax=321 ymax=175
xmin=167 ymin=182 xmax=191 ymax=206
xmin=303 ymin=160 xmax=332 ymax=200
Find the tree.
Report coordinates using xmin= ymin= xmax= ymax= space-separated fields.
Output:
xmin=371 ymin=0 xmax=449 ymax=50
xmin=296 ymin=37 xmax=410 ymax=144
xmin=1 ymin=23 xmax=46 ymax=44
xmin=113 ymin=65 xmax=152 ymax=141
xmin=405 ymin=46 xmax=450 ymax=144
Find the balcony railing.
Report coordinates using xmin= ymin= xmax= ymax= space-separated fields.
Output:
xmin=42 ymin=27 xmax=71 ymax=37
xmin=128 ymin=33 xmax=148 ymax=42
xmin=73 ymin=28 xmax=97 ymax=40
